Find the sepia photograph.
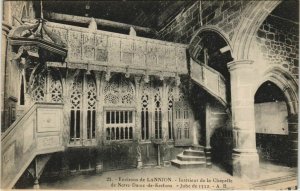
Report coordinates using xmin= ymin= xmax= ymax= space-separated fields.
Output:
xmin=1 ymin=0 xmax=299 ymax=190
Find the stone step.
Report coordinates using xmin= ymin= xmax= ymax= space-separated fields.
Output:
xmin=177 ymin=154 xmax=205 ymax=162
xmin=183 ymin=149 xmax=205 ymax=157
xmin=191 ymin=145 xmax=205 ymax=151
xmin=171 ymin=159 xmax=206 ymax=169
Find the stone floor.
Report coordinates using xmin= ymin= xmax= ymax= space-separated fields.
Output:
xmin=38 ymin=161 xmax=297 ymax=190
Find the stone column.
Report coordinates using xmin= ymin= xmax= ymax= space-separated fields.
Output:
xmin=227 ymin=60 xmax=259 ymax=180
xmin=288 ymin=114 xmax=298 ymax=166
xmin=204 ymin=103 xmax=212 ymax=167
xmin=1 ymin=24 xmax=9 ymax=131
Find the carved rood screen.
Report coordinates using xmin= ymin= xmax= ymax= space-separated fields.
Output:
xmin=104 ymin=75 xmax=135 ymax=141
xmin=47 ymin=22 xmax=188 ymax=76
xmin=69 ymin=72 xmax=97 ymax=144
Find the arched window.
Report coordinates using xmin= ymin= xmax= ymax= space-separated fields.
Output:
xmin=167 ymin=85 xmax=175 ymax=140
xmin=86 ymin=74 xmax=96 ymax=140
xmin=154 ymin=88 xmax=162 ymax=139
xmin=70 ymin=73 xmax=83 ymax=143
xmin=103 ymin=75 xmax=135 ymax=141
xmin=141 ymin=83 xmax=150 ymax=140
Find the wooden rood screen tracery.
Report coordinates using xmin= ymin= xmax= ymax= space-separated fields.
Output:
xmin=30 ymin=66 xmax=63 ymax=103
xmin=174 ymin=91 xmax=193 ymax=146
xmin=104 ymin=75 xmax=135 ymax=141
xmin=69 ymin=72 xmax=97 ymax=145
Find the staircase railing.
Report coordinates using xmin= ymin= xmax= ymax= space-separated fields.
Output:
xmin=1 ymin=102 xmax=64 ymax=189
xmin=190 ymin=58 xmax=227 ymax=105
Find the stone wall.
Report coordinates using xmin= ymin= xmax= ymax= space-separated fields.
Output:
xmin=255 ymin=15 xmax=299 ymax=79
xmin=158 ymin=0 xmax=249 ymax=44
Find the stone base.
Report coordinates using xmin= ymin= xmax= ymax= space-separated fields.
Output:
xmin=232 ymin=151 xmax=259 ymax=180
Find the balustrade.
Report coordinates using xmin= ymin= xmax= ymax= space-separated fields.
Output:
xmin=190 ymin=59 xmax=227 ymax=105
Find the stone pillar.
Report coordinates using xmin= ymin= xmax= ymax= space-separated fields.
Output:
xmin=204 ymin=103 xmax=212 ymax=167
xmin=288 ymin=114 xmax=298 ymax=166
xmin=1 ymin=24 xmax=9 ymax=131
xmin=227 ymin=60 xmax=259 ymax=180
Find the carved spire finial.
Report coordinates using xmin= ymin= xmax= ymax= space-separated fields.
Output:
xmin=88 ymin=18 xmax=97 ymax=30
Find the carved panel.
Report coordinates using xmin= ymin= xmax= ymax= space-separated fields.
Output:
xmin=37 ymin=108 xmax=61 ymax=132
xmin=108 ymin=37 xmax=121 ymax=65
xmin=104 ymin=76 xmax=135 ymax=106
xmin=68 ymin=31 xmax=82 ymax=60
xmin=3 ymin=143 xmax=15 ymax=176
xmin=95 ymin=34 xmax=108 ymax=62
xmin=37 ymin=136 xmax=60 ymax=150
xmin=82 ymin=33 xmax=95 ymax=60
xmin=165 ymin=46 xmax=176 ymax=69
xmin=146 ymin=43 xmax=157 ymax=66
xmin=23 ymin=117 xmax=34 ymax=153
xmin=134 ymin=41 xmax=146 ymax=67
xmin=49 ymin=72 xmax=63 ymax=103
xmin=50 ymin=27 xmax=68 ymax=44
xmin=121 ymin=39 xmax=134 ymax=65
xmin=70 ymin=74 xmax=83 ymax=110
xmin=87 ymin=75 xmax=97 ymax=110
xmin=31 ymin=67 xmax=47 ymax=102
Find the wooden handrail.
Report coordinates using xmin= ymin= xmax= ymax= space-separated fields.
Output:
xmin=190 ymin=58 xmax=227 ymax=105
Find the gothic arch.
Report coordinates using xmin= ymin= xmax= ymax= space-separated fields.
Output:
xmin=189 ymin=25 xmax=233 ymax=60
xmin=254 ymin=66 xmax=298 ymax=115
xmin=231 ymin=1 xmax=281 ymax=60
xmin=103 ymin=74 xmax=136 ymax=106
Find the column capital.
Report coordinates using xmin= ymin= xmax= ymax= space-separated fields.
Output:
xmin=227 ymin=60 xmax=254 ymax=71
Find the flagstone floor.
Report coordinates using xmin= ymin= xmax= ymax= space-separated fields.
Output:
xmin=38 ymin=161 xmax=297 ymax=190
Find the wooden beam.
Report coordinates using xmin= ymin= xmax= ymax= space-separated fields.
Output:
xmin=44 ymin=11 xmax=157 ymax=35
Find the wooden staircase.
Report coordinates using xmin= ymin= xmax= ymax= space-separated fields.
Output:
xmin=190 ymin=58 xmax=227 ymax=106
xmin=171 ymin=145 xmax=209 ymax=169
xmin=1 ymin=103 xmax=64 ymax=189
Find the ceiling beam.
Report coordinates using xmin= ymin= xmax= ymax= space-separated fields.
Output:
xmin=44 ymin=11 xmax=157 ymax=35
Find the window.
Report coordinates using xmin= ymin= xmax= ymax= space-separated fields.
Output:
xmin=105 ymin=110 xmax=134 ymax=141
xmin=86 ymin=75 xmax=96 ymax=140
xmin=141 ymin=94 xmax=150 ymax=140
xmin=70 ymin=76 xmax=83 ymax=142
xmin=174 ymin=92 xmax=191 ymax=141
xmin=168 ymin=86 xmax=174 ymax=140
xmin=69 ymin=73 xmax=97 ymax=144
xmin=154 ymin=91 xmax=162 ymax=139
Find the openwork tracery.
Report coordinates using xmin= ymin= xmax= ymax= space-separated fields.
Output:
xmin=49 ymin=71 xmax=63 ymax=103
xmin=174 ymin=90 xmax=190 ymax=140
xmin=70 ymin=72 xmax=83 ymax=142
xmin=154 ymin=87 xmax=162 ymax=139
xmin=86 ymin=74 xmax=96 ymax=139
xmin=31 ymin=67 xmax=47 ymax=102
xmin=104 ymin=75 xmax=135 ymax=106
xmin=141 ymin=83 xmax=151 ymax=140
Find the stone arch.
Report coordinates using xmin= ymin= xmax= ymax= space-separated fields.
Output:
xmin=254 ymin=66 xmax=298 ymax=115
xmin=189 ymin=25 xmax=233 ymax=60
xmin=231 ymin=1 xmax=281 ymax=60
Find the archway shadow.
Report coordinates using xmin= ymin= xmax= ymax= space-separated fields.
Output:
xmin=210 ymin=127 xmax=233 ymax=174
